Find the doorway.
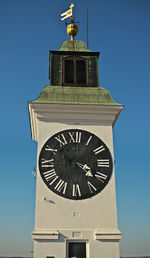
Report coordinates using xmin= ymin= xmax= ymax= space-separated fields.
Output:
xmin=68 ymin=241 xmax=86 ymax=258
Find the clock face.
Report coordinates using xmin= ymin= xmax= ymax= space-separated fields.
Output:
xmin=39 ymin=129 xmax=113 ymax=200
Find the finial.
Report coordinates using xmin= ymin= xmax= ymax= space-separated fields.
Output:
xmin=60 ymin=3 xmax=79 ymax=41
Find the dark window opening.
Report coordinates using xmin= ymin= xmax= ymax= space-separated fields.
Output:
xmin=65 ymin=60 xmax=74 ymax=84
xmin=68 ymin=242 xmax=86 ymax=258
xmin=63 ymin=58 xmax=87 ymax=86
xmin=76 ymin=60 xmax=86 ymax=84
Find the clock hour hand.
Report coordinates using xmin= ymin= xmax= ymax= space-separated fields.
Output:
xmin=76 ymin=162 xmax=93 ymax=177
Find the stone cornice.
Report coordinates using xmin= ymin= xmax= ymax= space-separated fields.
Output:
xmin=28 ymin=103 xmax=123 ymax=141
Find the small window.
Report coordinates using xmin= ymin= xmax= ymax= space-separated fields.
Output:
xmin=63 ymin=58 xmax=87 ymax=86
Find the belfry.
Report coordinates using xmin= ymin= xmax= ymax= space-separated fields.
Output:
xmin=29 ymin=4 xmax=123 ymax=258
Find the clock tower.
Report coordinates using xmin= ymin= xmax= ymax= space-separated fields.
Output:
xmin=29 ymin=5 xmax=123 ymax=258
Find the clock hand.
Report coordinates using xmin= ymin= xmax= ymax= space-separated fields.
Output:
xmin=76 ymin=162 xmax=93 ymax=177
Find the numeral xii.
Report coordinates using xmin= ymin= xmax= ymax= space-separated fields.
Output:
xmin=68 ymin=131 xmax=81 ymax=143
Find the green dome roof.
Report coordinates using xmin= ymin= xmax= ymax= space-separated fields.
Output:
xmin=30 ymin=86 xmax=122 ymax=106
xmin=57 ymin=40 xmax=91 ymax=52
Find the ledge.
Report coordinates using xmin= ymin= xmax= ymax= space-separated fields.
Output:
xmin=95 ymin=230 xmax=122 ymax=240
xmin=32 ymin=230 xmax=59 ymax=240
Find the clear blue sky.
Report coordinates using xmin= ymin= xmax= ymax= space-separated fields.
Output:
xmin=0 ymin=0 xmax=150 ymax=257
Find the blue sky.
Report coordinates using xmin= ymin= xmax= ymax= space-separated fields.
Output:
xmin=0 ymin=0 xmax=150 ymax=256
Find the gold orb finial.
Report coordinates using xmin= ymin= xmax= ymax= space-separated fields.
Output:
xmin=67 ymin=23 xmax=79 ymax=41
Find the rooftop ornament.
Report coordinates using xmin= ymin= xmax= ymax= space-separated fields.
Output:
xmin=61 ymin=3 xmax=79 ymax=41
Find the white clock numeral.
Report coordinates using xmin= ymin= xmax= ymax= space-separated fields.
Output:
xmin=87 ymin=181 xmax=97 ymax=193
xmin=54 ymin=180 xmax=67 ymax=195
xmin=86 ymin=135 xmax=93 ymax=145
xmin=45 ymin=145 xmax=57 ymax=155
xmin=43 ymin=169 xmax=58 ymax=183
xmin=55 ymin=134 xmax=67 ymax=147
xmin=76 ymin=131 xmax=82 ymax=143
xmin=68 ymin=131 xmax=82 ymax=143
xmin=93 ymin=145 xmax=105 ymax=155
xmin=41 ymin=158 xmax=54 ymax=168
xmin=97 ymin=159 xmax=110 ymax=167
xmin=72 ymin=184 xmax=81 ymax=197
xmin=95 ymin=172 xmax=107 ymax=183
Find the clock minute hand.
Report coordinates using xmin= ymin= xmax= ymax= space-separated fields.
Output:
xmin=76 ymin=162 xmax=93 ymax=177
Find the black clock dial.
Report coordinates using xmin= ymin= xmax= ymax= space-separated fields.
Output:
xmin=39 ymin=129 xmax=113 ymax=200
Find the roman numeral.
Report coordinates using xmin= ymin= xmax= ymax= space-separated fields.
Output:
xmin=86 ymin=136 xmax=93 ymax=145
xmin=95 ymin=172 xmax=107 ymax=183
xmin=72 ymin=184 xmax=81 ymax=197
xmin=97 ymin=159 xmax=109 ymax=167
xmin=93 ymin=145 xmax=105 ymax=155
xmin=41 ymin=158 xmax=54 ymax=168
xmin=55 ymin=134 xmax=67 ymax=147
xmin=43 ymin=168 xmax=58 ymax=183
xmin=87 ymin=181 xmax=97 ymax=193
xmin=45 ymin=145 xmax=57 ymax=155
xmin=68 ymin=131 xmax=82 ymax=143
xmin=54 ymin=180 xmax=67 ymax=195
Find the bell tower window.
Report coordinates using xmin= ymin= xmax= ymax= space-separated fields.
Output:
xmin=63 ymin=57 xmax=87 ymax=86
xmin=65 ymin=60 xmax=74 ymax=84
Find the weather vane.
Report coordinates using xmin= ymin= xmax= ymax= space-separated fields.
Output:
xmin=60 ymin=3 xmax=79 ymax=41
xmin=61 ymin=3 xmax=75 ymax=21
